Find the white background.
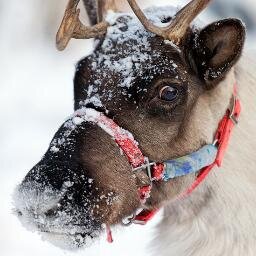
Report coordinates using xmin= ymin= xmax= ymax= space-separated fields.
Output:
xmin=0 ymin=0 xmax=255 ymax=255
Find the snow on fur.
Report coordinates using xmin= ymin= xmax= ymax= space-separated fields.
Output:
xmin=13 ymin=5 xmax=195 ymax=250
xmin=50 ymin=107 xmax=138 ymax=154
xmin=13 ymin=169 xmax=101 ymax=249
xmin=78 ymin=6 xmax=182 ymax=108
xmin=13 ymin=108 xmax=121 ymax=249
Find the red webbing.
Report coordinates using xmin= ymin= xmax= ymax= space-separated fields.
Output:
xmin=134 ymin=91 xmax=241 ymax=223
xmin=100 ymin=86 xmax=241 ymax=230
xmin=134 ymin=209 xmax=159 ymax=224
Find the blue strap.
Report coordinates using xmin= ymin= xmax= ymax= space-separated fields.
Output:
xmin=162 ymin=144 xmax=217 ymax=181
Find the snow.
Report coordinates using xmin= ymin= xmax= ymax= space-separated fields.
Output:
xmin=0 ymin=5 xmax=154 ymax=256
xmin=13 ymin=155 xmax=104 ymax=249
xmin=79 ymin=6 xmax=184 ymax=108
xmin=50 ymin=146 xmax=60 ymax=153
xmin=59 ymin=107 xmax=140 ymax=154
xmin=0 ymin=0 xmax=255 ymax=255
xmin=88 ymin=179 xmax=94 ymax=184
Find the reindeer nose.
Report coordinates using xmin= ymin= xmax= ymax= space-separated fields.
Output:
xmin=15 ymin=160 xmax=88 ymax=220
xmin=14 ymin=160 xmax=102 ymax=248
xmin=21 ymin=160 xmax=87 ymax=191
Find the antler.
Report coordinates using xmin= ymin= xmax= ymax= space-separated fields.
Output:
xmin=97 ymin=0 xmax=119 ymax=22
xmin=56 ymin=0 xmax=211 ymax=50
xmin=127 ymin=0 xmax=212 ymax=44
xmin=56 ymin=0 xmax=109 ymax=51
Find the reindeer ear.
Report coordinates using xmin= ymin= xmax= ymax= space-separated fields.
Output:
xmin=192 ymin=19 xmax=245 ymax=88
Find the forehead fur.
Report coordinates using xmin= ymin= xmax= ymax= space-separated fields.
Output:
xmin=75 ymin=6 xmax=191 ymax=109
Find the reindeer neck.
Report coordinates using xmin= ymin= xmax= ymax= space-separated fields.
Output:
xmin=155 ymin=58 xmax=256 ymax=255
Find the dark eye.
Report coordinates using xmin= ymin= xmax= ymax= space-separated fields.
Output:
xmin=159 ymin=86 xmax=179 ymax=101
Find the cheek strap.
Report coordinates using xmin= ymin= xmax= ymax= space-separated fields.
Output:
xmin=70 ymin=84 xmax=240 ymax=241
xmin=163 ymin=144 xmax=218 ymax=181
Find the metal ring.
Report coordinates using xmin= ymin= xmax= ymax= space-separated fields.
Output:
xmin=212 ymin=139 xmax=218 ymax=146
xmin=121 ymin=213 xmax=135 ymax=226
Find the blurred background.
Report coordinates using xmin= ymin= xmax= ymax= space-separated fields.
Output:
xmin=0 ymin=0 xmax=255 ymax=255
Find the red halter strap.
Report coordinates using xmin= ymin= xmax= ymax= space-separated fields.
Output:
xmin=95 ymin=113 xmax=151 ymax=203
xmin=88 ymin=85 xmax=241 ymax=237
xmin=134 ymin=87 xmax=241 ymax=223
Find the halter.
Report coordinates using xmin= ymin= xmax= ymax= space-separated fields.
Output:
xmin=73 ymin=84 xmax=241 ymax=242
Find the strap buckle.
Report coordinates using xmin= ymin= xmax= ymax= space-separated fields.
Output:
xmin=121 ymin=208 xmax=145 ymax=226
xmin=121 ymin=213 xmax=136 ymax=226
xmin=132 ymin=157 xmax=156 ymax=182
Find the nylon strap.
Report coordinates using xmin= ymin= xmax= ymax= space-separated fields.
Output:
xmin=74 ymin=85 xmax=241 ymax=234
xmin=134 ymin=88 xmax=241 ymax=223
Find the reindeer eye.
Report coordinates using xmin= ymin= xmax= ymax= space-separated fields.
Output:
xmin=159 ymin=86 xmax=179 ymax=101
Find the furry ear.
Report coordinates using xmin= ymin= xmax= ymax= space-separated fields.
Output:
xmin=192 ymin=19 xmax=245 ymax=88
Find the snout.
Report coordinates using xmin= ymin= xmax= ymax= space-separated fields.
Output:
xmin=14 ymin=160 xmax=102 ymax=249
xmin=14 ymin=112 xmax=141 ymax=248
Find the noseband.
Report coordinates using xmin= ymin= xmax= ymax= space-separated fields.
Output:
xmin=72 ymin=84 xmax=241 ymax=242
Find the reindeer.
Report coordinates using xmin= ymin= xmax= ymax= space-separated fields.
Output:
xmin=14 ymin=0 xmax=256 ymax=254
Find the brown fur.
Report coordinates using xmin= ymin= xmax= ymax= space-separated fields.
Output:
xmin=15 ymin=2 xmax=248 ymax=249
xmin=72 ymin=17 xmax=245 ymax=222
xmin=154 ymin=55 xmax=256 ymax=255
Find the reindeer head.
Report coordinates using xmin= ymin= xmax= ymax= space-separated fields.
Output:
xmin=14 ymin=0 xmax=245 ymax=249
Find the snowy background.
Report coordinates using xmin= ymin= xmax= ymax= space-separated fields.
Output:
xmin=0 ymin=0 xmax=255 ymax=255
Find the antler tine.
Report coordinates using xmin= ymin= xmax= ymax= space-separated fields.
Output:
xmin=167 ymin=0 xmax=211 ymax=44
xmin=126 ymin=0 xmax=166 ymax=38
xmin=56 ymin=0 xmax=108 ymax=51
xmin=127 ymin=0 xmax=212 ymax=44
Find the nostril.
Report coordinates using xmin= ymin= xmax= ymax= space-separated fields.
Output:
xmin=16 ymin=210 xmax=23 ymax=216
xmin=44 ymin=206 xmax=58 ymax=218
xmin=44 ymin=209 xmax=55 ymax=218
